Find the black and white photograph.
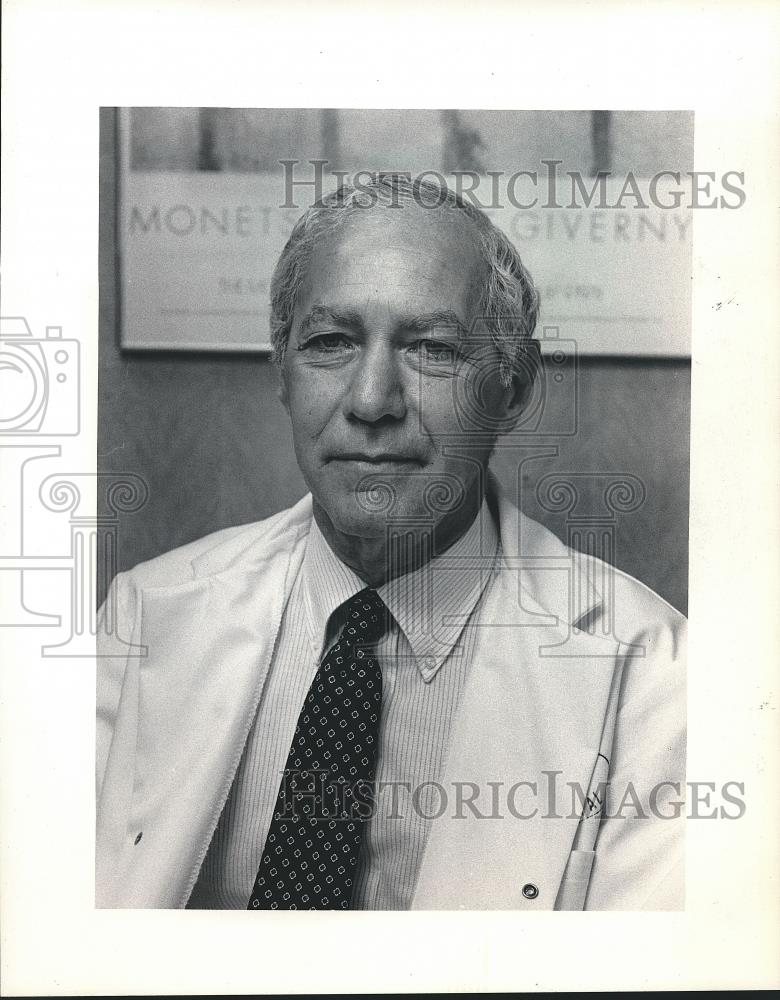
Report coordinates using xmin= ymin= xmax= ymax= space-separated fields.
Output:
xmin=1 ymin=1 xmax=778 ymax=995
xmin=98 ymin=107 xmax=692 ymax=912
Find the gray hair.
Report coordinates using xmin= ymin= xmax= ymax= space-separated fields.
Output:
xmin=269 ymin=174 xmax=540 ymax=387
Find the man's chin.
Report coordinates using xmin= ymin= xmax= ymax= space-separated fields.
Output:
xmin=310 ymin=462 xmax=478 ymax=541
xmin=319 ymin=496 xmax=401 ymax=540
xmin=314 ymin=483 xmax=429 ymax=541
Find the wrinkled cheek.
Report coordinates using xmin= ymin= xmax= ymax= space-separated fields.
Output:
xmin=287 ymin=394 xmax=333 ymax=448
xmin=413 ymin=388 xmax=464 ymax=444
xmin=437 ymin=452 xmax=491 ymax=506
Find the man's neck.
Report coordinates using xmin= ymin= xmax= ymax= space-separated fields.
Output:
xmin=311 ymin=486 xmax=485 ymax=588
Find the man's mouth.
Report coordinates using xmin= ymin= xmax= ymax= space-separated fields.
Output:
xmin=330 ymin=452 xmax=424 ymax=466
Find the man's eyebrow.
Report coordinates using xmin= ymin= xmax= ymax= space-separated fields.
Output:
xmin=297 ymin=306 xmax=468 ymax=338
xmin=400 ymin=310 xmax=468 ymax=335
xmin=298 ymin=305 xmax=365 ymax=336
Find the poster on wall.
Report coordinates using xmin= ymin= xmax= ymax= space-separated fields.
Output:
xmin=117 ymin=107 xmax=694 ymax=356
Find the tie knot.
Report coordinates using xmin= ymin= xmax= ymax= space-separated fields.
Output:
xmin=338 ymin=587 xmax=388 ymax=645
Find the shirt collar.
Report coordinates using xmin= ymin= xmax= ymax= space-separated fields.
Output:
xmin=300 ymin=500 xmax=499 ymax=683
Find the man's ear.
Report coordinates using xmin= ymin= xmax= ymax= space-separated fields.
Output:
xmin=501 ymin=340 xmax=541 ymax=425
xmin=278 ymin=371 xmax=290 ymax=412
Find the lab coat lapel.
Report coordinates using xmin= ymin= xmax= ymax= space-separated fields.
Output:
xmin=108 ymin=525 xmax=306 ymax=908
xmin=412 ymin=485 xmax=619 ymax=910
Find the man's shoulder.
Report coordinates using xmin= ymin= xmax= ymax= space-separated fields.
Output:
xmin=607 ymin=557 xmax=686 ymax=632
xmin=512 ymin=507 xmax=686 ymax=637
xmin=114 ymin=495 xmax=313 ymax=593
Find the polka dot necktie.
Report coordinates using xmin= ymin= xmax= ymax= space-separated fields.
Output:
xmin=247 ymin=587 xmax=388 ymax=910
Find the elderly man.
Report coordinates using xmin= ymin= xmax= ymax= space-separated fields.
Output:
xmin=96 ymin=175 xmax=686 ymax=911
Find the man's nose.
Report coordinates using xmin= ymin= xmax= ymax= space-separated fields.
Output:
xmin=343 ymin=342 xmax=407 ymax=424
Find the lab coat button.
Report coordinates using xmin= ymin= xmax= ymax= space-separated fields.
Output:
xmin=522 ymin=882 xmax=539 ymax=899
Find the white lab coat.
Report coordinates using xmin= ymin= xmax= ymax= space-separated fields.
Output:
xmin=96 ymin=475 xmax=686 ymax=910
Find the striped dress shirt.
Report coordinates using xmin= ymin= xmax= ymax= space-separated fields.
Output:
xmin=187 ymin=501 xmax=499 ymax=910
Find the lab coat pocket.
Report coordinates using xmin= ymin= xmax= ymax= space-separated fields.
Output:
xmin=555 ymin=849 xmax=596 ymax=911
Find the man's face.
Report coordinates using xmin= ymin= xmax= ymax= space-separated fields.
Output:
xmin=280 ymin=204 xmax=521 ymax=543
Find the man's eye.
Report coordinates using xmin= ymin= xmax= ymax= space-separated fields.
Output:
xmin=410 ymin=340 xmax=456 ymax=364
xmin=302 ymin=333 xmax=352 ymax=353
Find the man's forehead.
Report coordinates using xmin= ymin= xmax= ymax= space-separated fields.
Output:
xmin=298 ymin=204 xmax=486 ymax=317
xmin=317 ymin=201 xmax=481 ymax=255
